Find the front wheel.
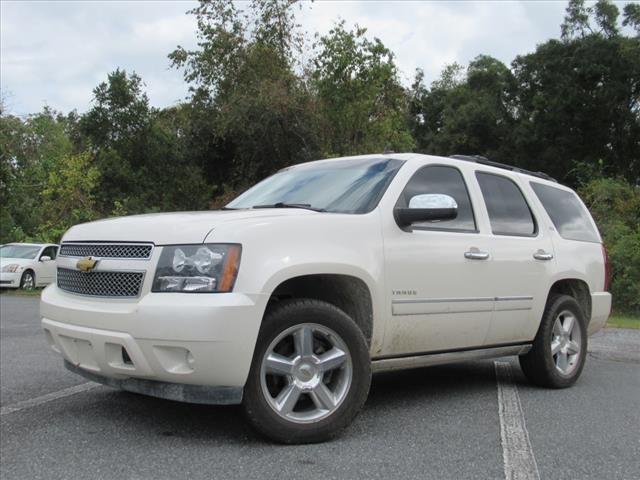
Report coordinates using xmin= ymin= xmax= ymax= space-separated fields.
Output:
xmin=20 ymin=271 xmax=35 ymax=290
xmin=519 ymin=294 xmax=587 ymax=388
xmin=243 ymin=299 xmax=371 ymax=444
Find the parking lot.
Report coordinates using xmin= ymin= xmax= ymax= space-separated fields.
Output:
xmin=1 ymin=295 xmax=638 ymax=480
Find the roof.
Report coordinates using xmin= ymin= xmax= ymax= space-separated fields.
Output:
xmin=383 ymin=152 xmax=559 ymax=185
xmin=287 ymin=152 xmax=562 ymax=187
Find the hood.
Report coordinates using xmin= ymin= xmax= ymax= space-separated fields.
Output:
xmin=62 ymin=209 xmax=316 ymax=245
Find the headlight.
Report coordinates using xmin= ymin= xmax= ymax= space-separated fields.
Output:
xmin=1 ymin=264 xmax=23 ymax=273
xmin=152 ymin=244 xmax=241 ymax=293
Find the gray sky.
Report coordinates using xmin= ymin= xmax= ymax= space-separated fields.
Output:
xmin=0 ymin=1 xmax=628 ymax=116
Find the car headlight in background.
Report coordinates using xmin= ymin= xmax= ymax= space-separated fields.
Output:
xmin=152 ymin=244 xmax=241 ymax=293
xmin=1 ymin=264 xmax=23 ymax=273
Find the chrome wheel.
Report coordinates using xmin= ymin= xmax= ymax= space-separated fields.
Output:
xmin=260 ymin=323 xmax=353 ymax=424
xmin=21 ymin=272 xmax=34 ymax=290
xmin=551 ymin=310 xmax=582 ymax=376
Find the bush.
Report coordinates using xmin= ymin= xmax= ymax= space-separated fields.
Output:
xmin=580 ymin=177 xmax=640 ymax=313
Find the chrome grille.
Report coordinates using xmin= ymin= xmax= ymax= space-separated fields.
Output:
xmin=57 ymin=268 xmax=144 ymax=297
xmin=59 ymin=243 xmax=153 ymax=259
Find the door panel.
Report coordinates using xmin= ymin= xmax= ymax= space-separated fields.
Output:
xmin=473 ymin=172 xmax=554 ymax=344
xmin=484 ymin=236 xmax=554 ymax=344
xmin=38 ymin=246 xmax=57 ymax=284
xmin=383 ymin=230 xmax=494 ymax=354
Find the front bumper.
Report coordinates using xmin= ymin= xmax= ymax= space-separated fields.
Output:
xmin=65 ymin=361 xmax=243 ymax=404
xmin=0 ymin=272 xmax=21 ymax=288
xmin=588 ymin=292 xmax=612 ymax=336
xmin=41 ymin=285 xmax=269 ymax=401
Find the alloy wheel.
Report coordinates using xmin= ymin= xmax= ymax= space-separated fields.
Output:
xmin=21 ymin=273 xmax=34 ymax=290
xmin=260 ymin=323 xmax=353 ymax=424
xmin=550 ymin=310 xmax=582 ymax=376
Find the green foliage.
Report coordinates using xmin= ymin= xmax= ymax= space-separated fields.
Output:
xmin=623 ymin=3 xmax=640 ymax=35
xmin=170 ymin=0 xmax=317 ymax=187
xmin=0 ymin=109 xmax=72 ymax=243
xmin=510 ymin=33 xmax=640 ymax=184
xmin=312 ymin=21 xmax=414 ymax=155
xmin=580 ymin=177 xmax=640 ymax=313
xmin=38 ymin=151 xmax=100 ymax=242
xmin=410 ymin=56 xmax=515 ymax=161
xmin=561 ymin=0 xmax=620 ymax=39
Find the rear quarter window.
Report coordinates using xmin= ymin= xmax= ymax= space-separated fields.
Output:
xmin=530 ymin=182 xmax=600 ymax=243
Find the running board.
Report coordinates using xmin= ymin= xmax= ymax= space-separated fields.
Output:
xmin=371 ymin=344 xmax=532 ymax=373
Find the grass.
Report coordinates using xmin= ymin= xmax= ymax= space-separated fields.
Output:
xmin=607 ymin=313 xmax=640 ymax=330
xmin=0 ymin=287 xmax=43 ymax=297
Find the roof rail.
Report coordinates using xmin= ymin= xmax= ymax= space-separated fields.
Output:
xmin=449 ymin=155 xmax=557 ymax=182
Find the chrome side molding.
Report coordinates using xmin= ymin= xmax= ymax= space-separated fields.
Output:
xmin=371 ymin=344 xmax=532 ymax=373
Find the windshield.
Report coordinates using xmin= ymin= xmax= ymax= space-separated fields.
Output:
xmin=0 ymin=245 xmax=41 ymax=259
xmin=227 ymin=157 xmax=405 ymax=214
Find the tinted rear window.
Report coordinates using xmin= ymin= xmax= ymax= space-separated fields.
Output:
xmin=530 ymin=182 xmax=599 ymax=243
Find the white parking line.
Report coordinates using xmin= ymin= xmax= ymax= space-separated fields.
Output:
xmin=0 ymin=382 xmax=99 ymax=416
xmin=495 ymin=361 xmax=540 ymax=480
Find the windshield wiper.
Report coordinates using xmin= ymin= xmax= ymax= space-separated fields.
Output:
xmin=252 ymin=202 xmax=325 ymax=212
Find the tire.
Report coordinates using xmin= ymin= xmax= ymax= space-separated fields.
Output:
xmin=243 ymin=299 xmax=371 ymax=444
xmin=519 ymin=294 xmax=587 ymax=389
xmin=20 ymin=270 xmax=35 ymax=290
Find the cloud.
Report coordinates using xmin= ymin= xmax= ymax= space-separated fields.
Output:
xmin=298 ymin=0 xmax=567 ymax=85
xmin=0 ymin=0 xmax=625 ymax=116
xmin=1 ymin=0 xmax=198 ymax=115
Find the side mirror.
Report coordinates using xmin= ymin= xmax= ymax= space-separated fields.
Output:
xmin=394 ymin=194 xmax=458 ymax=228
xmin=40 ymin=256 xmax=52 ymax=262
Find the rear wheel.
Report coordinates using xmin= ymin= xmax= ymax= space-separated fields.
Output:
xmin=519 ymin=294 xmax=587 ymax=388
xmin=20 ymin=270 xmax=35 ymax=290
xmin=243 ymin=299 xmax=371 ymax=444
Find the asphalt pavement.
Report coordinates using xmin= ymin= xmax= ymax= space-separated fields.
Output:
xmin=1 ymin=295 xmax=638 ymax=480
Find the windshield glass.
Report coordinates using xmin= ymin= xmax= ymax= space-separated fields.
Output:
xmin=227 ymin=157 xmax=405 ymax=214
xmin=0 ymin=245 xmax=40 ymax=259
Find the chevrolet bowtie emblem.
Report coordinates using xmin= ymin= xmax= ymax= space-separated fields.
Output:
xmin=77 ymin=257 xmax=98 ymax=272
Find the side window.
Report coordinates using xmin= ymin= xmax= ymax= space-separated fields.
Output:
xmin=41 ymin=246 xmax=57 ymax=259
xmin=476 ymin=172 xmax=536 ymax=236
xmin=530 ymin=182 xmax=599 ymax=243
xmin=397 ymin=165 xmax=476 ymax=232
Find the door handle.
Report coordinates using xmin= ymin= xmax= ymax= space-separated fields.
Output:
xmin=533 ymin=250 xmax=554 ymax=261
xmin=464 ymin=248 xmax=490 ymax=260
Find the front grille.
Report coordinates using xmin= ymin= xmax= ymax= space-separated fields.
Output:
xmin=59 ymin=243 xmax=153 ymax=259
xmin=57 ymin=268 xmax=144 ymax=297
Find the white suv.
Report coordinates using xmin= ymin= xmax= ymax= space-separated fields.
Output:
xmin=41 ymin=153 xmax=611 ymax=443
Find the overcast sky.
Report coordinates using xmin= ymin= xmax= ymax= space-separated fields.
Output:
xmin=0 ymin=1 xmax=630 ymax=116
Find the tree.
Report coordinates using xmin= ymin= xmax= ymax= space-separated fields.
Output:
xmin=312 ymin=21 xmax=414 ymax=156
xmin=511 ymin=33 xmax=640 ymax=183
xmin=80 ymin=69 xmax=153 ymax=213
xmin=623 ymin=3 xmax=640 ymax=36
xmin=170 ymin=0 xmax=319 ymax=189
xmin=82 ymin=69 xmax=150 ymax=147
xmin=0 ymin=109 xmax=72 ymax=242
xmin=561 ymin=0 xmax=620 ymax=40
xmin=409 ymin=56 xmax=515 ymax=161
xmin=38 ymin=151 xmax=100 ymax=242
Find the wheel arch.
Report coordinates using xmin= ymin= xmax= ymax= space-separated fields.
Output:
xmin=266 ymin=273 xmax=375 ymax=348
xmin=546 ymin=278 xmax=592 ymax=323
